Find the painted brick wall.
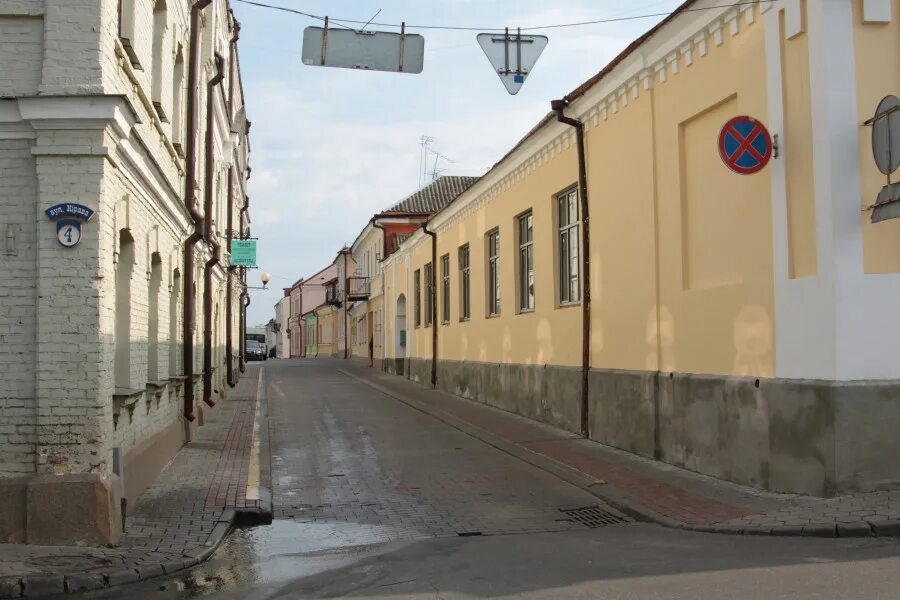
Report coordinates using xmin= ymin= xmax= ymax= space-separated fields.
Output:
xmin=0 ymin=139 xmax=38 ymax=475
xmin=0 ymin=16 xmax=42 ymax=96
xmin=0 ymin=0 xmax=250 ymax=485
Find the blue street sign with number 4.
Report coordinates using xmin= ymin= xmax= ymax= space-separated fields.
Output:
xmin=56 ymin=219 xmax=82 ymax=247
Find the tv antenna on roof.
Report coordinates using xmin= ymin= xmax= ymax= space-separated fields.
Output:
xmin=418 ymin=135 xmax=434 ymax=187
xmin=428 ymin=149 xmax=455 ymax=182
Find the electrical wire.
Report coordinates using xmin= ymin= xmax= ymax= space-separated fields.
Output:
xmin=232 ymin=0 xmax=775 ymax=32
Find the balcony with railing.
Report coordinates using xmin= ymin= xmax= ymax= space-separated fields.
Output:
xmin=325 ymin=286 xmax=342 ymax=307
xmin=346 ymin=276 xmax=370 ymax=301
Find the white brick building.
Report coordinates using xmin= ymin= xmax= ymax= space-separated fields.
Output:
xmin=0 ymin=0 xmax=251 ymax=545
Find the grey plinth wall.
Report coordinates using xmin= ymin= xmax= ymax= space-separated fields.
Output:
xmin=395 ymin=358 xmax=900 ymax=497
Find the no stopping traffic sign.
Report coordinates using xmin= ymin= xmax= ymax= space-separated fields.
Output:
xmin=718 ymin=115 xmax=772 ymax=175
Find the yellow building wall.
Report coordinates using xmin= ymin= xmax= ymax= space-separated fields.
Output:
xmin=385 ymin=5 xmax=781 ymax=379
xmin=584 ymin=87 xmax=658 ymax=372
xmin=651 ymin=10 xmax=774 ymax=377
xmin=856 ymin=0 xmax=900 ymax=272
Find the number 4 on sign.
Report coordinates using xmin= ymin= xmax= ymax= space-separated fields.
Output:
xmin=477 ymin=29 xmax=548 ymax=95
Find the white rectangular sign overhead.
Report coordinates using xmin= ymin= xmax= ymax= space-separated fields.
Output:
xmin=302 ymin=26 xmax=425 ymax=74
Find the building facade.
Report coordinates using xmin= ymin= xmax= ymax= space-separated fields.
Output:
xmin=379 ymin=0 xmax=900 ymax=497
xmin=274 ymin=291 xmax=290 ymax=358
xmin=347 ymin=177 xmax=478 ymax=366
xmin=0 ymin=0 xmax=251 ymax=544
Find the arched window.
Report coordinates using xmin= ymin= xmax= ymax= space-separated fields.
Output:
xmin=169 ymin=268 xmax=181 ymax=376
xmin=119 ymin=0 xmax=141 ymax=67
xmin=151 ymin=0 xmax=168 ymax=120
xmin=172 ymin=46 xmax=185 ymax=150
xmin=115 ymin=230 xmax=135 ymax=389
xmin=148 ymin=253 xmax=162 ymax=381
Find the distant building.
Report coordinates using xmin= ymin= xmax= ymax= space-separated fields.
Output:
xmin=274 ymin=291 xmax=291 ymax=358
xmin=348 ymin=176 xmax=478 ymax=366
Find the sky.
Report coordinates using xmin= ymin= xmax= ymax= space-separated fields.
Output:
xmin=230 ymin=0 xmax=683 ymax=325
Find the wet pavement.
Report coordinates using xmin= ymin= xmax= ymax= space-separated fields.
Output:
xmin=74 ymin=359 xmax=900 ymax=599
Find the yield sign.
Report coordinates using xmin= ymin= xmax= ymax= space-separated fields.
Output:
xmin=477 ymin=30 xmax=548 ymax=95
xmin=718 ymin=115 xmax=772 ymax=175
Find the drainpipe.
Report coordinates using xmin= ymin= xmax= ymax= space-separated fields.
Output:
xmin=343 ymin=250 xmax=349 ymax=359
xmin=182 ymin=0 xmax=213 ymax=422
xmin=422 ymin=223 xmax=438 ymax=388
xmin=202 ymin=54 xmax=225 ymax=408
xmin=371 ymin=217 xmax=387 ymax=260
xmin=225 ymin=168 xmax=235 ymax=386
xmin=241 ymin=286 xmax=250 ymax=372
xmin=225 ymin=20 xmax=240 ymax=387
xmin=551 ymin=98 xmax=591 ymax=438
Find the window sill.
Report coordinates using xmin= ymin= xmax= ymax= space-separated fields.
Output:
xmin=557 ymin=301 xmax=582 ymax=309
xmin=486 ymin=313 xmax=501 ymax=319
xmin=518 ymin=308 xmax=535 ymax=314
xmin=459 ymin=317 xmax=470 ymax=323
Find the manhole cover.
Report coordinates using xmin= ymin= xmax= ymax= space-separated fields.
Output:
xmin=559 ymin=505 xmax=628 ymax=528
xmin=28 ymin=555 xmax=115 ymax=570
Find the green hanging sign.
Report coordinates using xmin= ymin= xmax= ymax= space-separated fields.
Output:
xmin=230 ymin=239 xmax=257 ymax=267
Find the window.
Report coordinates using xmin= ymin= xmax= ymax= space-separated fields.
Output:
xmin=151 ymin=0 xmax=168 ymax=119
xmin=424 ymin=262 xmax=433 ymax=326
xmin=172 ymin=47 xmax=185 ymax=148
xmin=558 ymin=188 xmax=580 ymax=304
xmin=459 ymin=244 xmax=470 ymax=321
xmin=414 ymin=269 xmax=421 ymax=327
xmin=487 ymin=229 xmax=500 ymax=316
xmin=518 ymin=211 xmax=534 ymax=311
xmin=441 ymin=254 xmax=450 ymax=324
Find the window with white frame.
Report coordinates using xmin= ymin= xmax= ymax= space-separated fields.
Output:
xmin=414 ymin=269 xmax=421 ymax=327
xmin=424 ymin=262 xmax=433 ymax=327
xmin=441 ymin=254 xmax=450 ymax=323
xmin=459 ymin=244 xmax=470 ymax=321
xmin=487 ymin=229 xmax=500 ymax=316
xmin=558 ymin=188 xmax=580 ymax=304
xmin=518 ymin=211 xmax=534 ymax=311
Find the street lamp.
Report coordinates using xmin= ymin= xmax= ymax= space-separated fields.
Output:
xmin=246 ymin=271 xmax=271 ymax=290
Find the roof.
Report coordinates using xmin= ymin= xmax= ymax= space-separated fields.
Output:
xmin=387 ymin=176 xmax=479 ymax=214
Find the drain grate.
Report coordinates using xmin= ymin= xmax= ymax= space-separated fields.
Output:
xmin=559 ymin=505 xmax=628 ymax=528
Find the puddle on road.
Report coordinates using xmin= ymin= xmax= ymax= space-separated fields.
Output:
xmin=135 ymin=520 xmax=408 ymax=599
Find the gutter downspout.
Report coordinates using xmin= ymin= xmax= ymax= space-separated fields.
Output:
xmin=182 ymin=0 xmax=213 ymax=422
xmin=343 ymin=250 xmax=349 ymax=359
xmin=371 ymin=217 xmax=387 ymax=260
xmin=202 ymin=54 xmax=225 ymax=408
xmin=422 ymin=223 xmax=438 ymax=388
xmin=371 ymin=218 xmax=388 ymax=372
xmin=551 ymin=98 xmax=591 ymax=439
xmin=225 ymin=21 xmax=240 ymax=388
xmin=238 ymin=199 xmax=249 ymax=373
xmin=225 ymin=168 xmax=234 ymax=386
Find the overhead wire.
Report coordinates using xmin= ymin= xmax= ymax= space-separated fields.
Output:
xmin=232 ymin=0 xmax=775 ymax=32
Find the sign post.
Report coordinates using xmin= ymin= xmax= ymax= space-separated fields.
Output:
xmin=230 ymin=239 xmax=257 ymax=267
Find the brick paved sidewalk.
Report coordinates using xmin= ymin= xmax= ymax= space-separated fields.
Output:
xmin=0 ymin=365 xmax=269 ymax=599
xmin=340 ymin=363 xmax=900 ymax=540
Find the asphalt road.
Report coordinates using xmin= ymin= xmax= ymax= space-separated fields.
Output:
xmin=81 ymin=359 xmax=900 ymax=599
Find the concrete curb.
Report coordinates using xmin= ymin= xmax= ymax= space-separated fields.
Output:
xmin=0 ymin=510 xmax=238 ymax=599
xmin=338 ymin=369 xmax=900 ymax=541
